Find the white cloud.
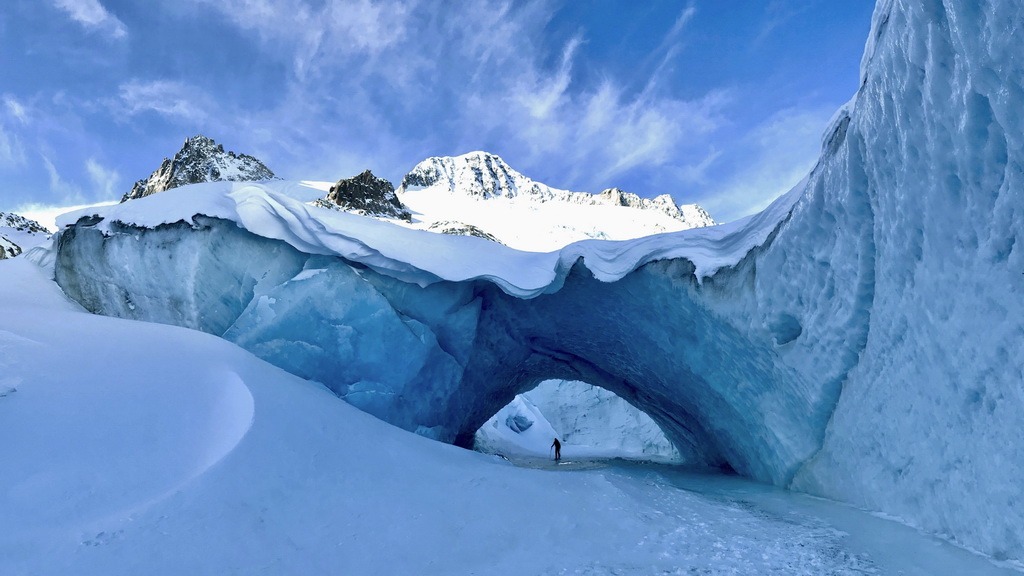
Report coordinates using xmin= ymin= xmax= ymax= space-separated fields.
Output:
xmin=4 ymin=96 xmax=29 ymax=124
xmin=158 ymin=0 xmax=730 ymax=195
xmin=185 ymin=0 xmax=412 ymax=80
xmin=85 ymin=158 xmax=121 ymax=199
xmin=700 ymin=106 xmax=834 ymax=222
xmin=40 ymin=154 xmax=86 ymax=207
xmin=0 ymin=96 xmax=28 ymax=167
xmin=52 ymin=0 xmax=128 ymax=39
xmin=117 ymin=80 xmax=211 ymax=123
xmin=0 ymin=125 xmax=25 ymax=168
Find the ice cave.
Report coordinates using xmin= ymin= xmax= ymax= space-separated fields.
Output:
xmin=38 ymin=0 xmax=1024 ymax=564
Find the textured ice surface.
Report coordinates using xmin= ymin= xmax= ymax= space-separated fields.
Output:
xmin=50 ymin=0 xmax=1024 ymax=562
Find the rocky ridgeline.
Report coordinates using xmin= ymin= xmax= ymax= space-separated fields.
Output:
xmin=315 ymin=170 xmax=411 ymax=221
xmin=121 ymin=135 xmax=276 ymax=202
xmin=0 ymin=211 xmax=49 ymax=259
xmin=426 ymin=221 xmax=504 ymax=244
xmin=397 ymin=151 xmax=715 ymax=228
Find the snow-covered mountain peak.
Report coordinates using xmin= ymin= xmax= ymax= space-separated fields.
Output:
xmin=398 ymin=151 xmax=542 ymax=200
xmin=121 ymin=135 xmax=276 ymax=202
xmin=393 ymin=151 xmax=715 ymax=250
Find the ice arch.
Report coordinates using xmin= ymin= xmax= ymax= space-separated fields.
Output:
xmin=54 ymin=220 xmax=828 ymax=485
xmin=49 ymin=0 xmax=1024 ymax=561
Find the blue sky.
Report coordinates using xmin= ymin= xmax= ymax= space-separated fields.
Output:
xmin=0 ymin=0 xmax=875 ymax=222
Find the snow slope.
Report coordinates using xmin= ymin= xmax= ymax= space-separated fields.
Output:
xmin=1 ymin=256 xmax=1015 ymax=575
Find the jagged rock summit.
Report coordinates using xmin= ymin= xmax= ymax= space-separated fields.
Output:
xmin=121 ymin=135 xmax=276 ymax=202
xmin=318 ymin=170 xmax=411 ymax=221
xmin=397 ymin=151 xmax=715 ymax=228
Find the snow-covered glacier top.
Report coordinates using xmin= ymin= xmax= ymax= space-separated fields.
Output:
xmin=58 ymin=178 xmax=801 ymax=298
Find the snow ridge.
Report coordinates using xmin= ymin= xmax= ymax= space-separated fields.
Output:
xmin=121 ymin=135 xmax=276 ymax=203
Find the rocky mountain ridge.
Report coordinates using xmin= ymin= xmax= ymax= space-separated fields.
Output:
xmin=397 ymin=151 xmax=715 ymax=228
xmin=121 ymin=135 xmax=276 ymax=202
xmin=0 ymin=211 xmax=49 ymax=259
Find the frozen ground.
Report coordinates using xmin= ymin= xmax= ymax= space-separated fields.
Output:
xmin=0 ymin=256 xmax=1016 ymax=575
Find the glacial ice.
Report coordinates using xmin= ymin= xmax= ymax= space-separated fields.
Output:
xmin=49 ymin=0 xmax=1024 ymax=562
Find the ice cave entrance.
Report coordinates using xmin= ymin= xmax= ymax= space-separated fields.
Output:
xmin=472 ymin=380 xmax=684 ymax=465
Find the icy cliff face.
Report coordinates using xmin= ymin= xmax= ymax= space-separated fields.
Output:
xmin=772 ymin=0 xmax=1024 ymax=560
xmin=49 ymin=0 xmax=1024 ymax=562
xmin=122 ymin=135 xmax=275 ymax=202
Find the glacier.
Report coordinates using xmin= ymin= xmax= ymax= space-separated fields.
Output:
xmin=47 ymin=0 xmax=1024 ymax=563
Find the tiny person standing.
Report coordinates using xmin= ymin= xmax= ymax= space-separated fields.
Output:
xmin=551 ymin=437 xmax=561 ymax=461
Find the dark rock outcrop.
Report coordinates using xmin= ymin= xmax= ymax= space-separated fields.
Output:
xmin=426 ymin=221 xmax=503 ymax=244
xmin=320 ymin=170 xmax=411 ymax=221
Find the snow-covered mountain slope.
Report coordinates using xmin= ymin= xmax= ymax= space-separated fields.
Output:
xmin=121 ymin=135 xmax=275 ymax=202
xmin=0 ymin=211 xmax=50 ymax=258
xmin=315 ymin=169 xmax=411 ymax=220
xmin=395 ymin=151 xmax=715 ymax=251
xmin=4 ymin=257 xmax=1009 ymax=575
xmin=475 ymin=380 xmax=684 ymax=464
xmin=44 ymin=0 xmax=1024 ymax=563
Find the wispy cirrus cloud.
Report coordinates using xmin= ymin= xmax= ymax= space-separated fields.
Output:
xmin=0 ymin=96 xmax=28 ymax=168
xmin=170 ymin=0 xmax=723 ymax=195
xmin=85 ymin=158 xmax=121 ymax=198
xmin=0 ymin=126 xmax=25 ymax=168
xmin=40 ymin=154 xmax=84 ymax=203
xmin=699 ymin=106 xmax=833 ymax=221
xmin=51 ymin=0 xmax=127 ymax=39
xmin=116 ymin=79 xmax=212 ymax=124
